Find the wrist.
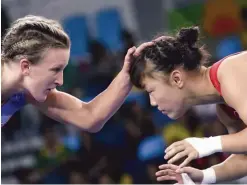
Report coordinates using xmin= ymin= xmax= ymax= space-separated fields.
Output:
xmin=207 ymin=136 xmax=223 ymax=154
xmin=185 ymin=136 xmax=222 ymax=158
xmin=202 ymin=168 xmax=216 ymax=184
xmin=119 ymin=70 xmax=132 ymax=85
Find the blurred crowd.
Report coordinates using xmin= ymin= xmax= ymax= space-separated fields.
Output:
xmin=2 ymin=99 xmax=229 ymax=184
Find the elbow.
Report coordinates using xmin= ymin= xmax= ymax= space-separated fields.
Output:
xmin=86 ymin=123 xmax=104 ymax=133
xmin=74 ymin=120 xmax=104 ymax=133
xmin=85 ymin=104 xmax=106 ymax=133
xmin=85 ymin=116 xmax=106 ymax=133
xmin=71 ymin=113 xmax=105 ymax=133
xmin=82 ymin=102 xmax=107 ymax=133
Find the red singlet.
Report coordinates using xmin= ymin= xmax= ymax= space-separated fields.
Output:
xmin=209 ymin=53 xmax=241 ymax=120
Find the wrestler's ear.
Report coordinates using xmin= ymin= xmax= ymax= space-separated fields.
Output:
xmin=20 ymin=59 xmax=31 ymax=76
xmin=169 ymin=70 xmax=184 ymax=89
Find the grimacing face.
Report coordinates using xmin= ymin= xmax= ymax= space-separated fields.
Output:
xmin=22 ymin=48 xmax=70 ymax=102
xmin=142 ymin=72 xmax=190 ymax=119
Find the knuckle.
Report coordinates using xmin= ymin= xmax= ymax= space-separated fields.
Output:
xmin=184 ymin=148 xmax=190 ymax=153
xmin=194 ymin=152 xmax=198 ymax=158
xmin=172 ymin=149 xmax=177 ymax=153
xmin=189 ymin=154 xmax=194 ymax=159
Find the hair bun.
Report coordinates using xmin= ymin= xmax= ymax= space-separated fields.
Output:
xmin=177 ymin=26 xmax=199 ymax=47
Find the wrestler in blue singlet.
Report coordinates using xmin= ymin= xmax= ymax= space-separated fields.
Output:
xmin=1 ymin=92 xmax=26 ymax=126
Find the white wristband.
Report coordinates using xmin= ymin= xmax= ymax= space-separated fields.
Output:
xmin=202 ymin=168 xmax=216 ymax=184
xmin=181 ymin=173 xmax=196 ymax=184
xmin=185 ymin=136 xmax=222 ymax=158
xmin=173 ymin=173 xmax=196 ymax=185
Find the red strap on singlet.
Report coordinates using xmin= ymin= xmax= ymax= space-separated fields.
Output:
xmin=209 ymin=61 xmax=223 ymax=95
xmin=209 ymin=58 xmax=240 ymax=120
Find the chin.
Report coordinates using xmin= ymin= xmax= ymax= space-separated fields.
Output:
xmin=167 ymin=110 xmax=184 ymax=120
xmin=167 ymin=113 xmax=180 ymax=120
xmin=34 ymin=94 xmax=48 ymax=102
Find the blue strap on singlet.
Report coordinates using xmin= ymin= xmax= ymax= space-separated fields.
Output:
xmin=1 ymin=92 xmax=26 ymax=126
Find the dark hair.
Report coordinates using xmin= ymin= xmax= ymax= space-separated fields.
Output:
xmin=130 ymin=26 xmax=209 ymax=89
xmin=2 ymin=15 xmax=70 ymax=64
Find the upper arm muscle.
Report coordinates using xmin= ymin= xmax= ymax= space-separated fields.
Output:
xmin=29 ymin=89 xmax=94 ymax=129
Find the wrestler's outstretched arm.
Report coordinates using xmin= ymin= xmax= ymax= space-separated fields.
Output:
xmin=29 ymin=43 xmax=153 ymax=132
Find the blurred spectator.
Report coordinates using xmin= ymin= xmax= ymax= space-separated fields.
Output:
xmin=69 ymin=170 xmax=88 ymax=184
xmin=89 ymin=40 xmax=119 ymax=77
xmin=121 ymin=29 xmax=136 ymax=57
xmin=145 ymin=164 xmax=158 ymax=184
xmin=241 ymin=7 xmax=247 ymax=49
xmin=98 ymin=173 xmax=115 ymax=184
xmin=34 ymin=126 xmax=73 ymax=183
xmin=1 ymin=5 xmax=11 ymax=37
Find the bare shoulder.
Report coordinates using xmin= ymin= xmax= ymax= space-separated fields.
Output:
xmin=215 ymin=51 xmax=247 ymax=109
xmin=217 ymin=51 xmax=247 ymax=81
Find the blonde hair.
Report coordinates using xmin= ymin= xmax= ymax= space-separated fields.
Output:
xmin=2 ymin=15 xmax=70 ymax=64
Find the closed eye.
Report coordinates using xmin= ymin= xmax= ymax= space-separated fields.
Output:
xmin=51 ymin=67 xmax=62 ymax=73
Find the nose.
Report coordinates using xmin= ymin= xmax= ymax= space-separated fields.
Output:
xmin=55 ymin=71 xmax=64 ymax=86
xmin=149 ymin=95 xmax=157 ymax=107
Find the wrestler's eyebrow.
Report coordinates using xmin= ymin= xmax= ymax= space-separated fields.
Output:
xmin=51 ymin=64 xmax=65 ymax=69
xmin=49 ymin=64 xmax=65 ymax=72
xmin=53 ymin=64 xmax=64 ymax=68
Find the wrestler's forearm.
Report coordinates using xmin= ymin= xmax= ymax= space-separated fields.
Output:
xmin=212 ymin=154 xmax=247 ymax=183
xmin=87 ymin=70 xmax=132 ymax=130
xmin=220 ymin=128 xmax=247 ymax=153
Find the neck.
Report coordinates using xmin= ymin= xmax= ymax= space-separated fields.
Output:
xmin=1 ymin=63 xmax=22 ymax=102
xmin=185 ymin=66 xmax=223 ymax=106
